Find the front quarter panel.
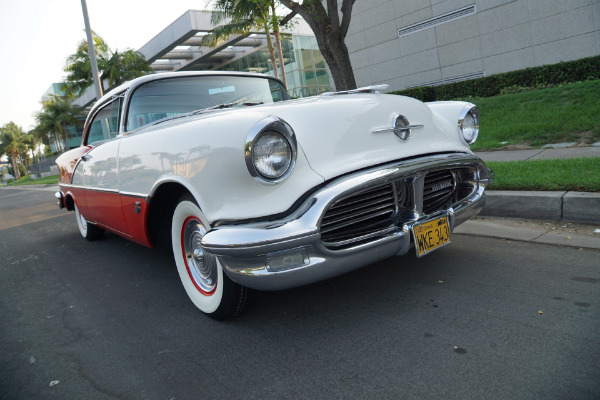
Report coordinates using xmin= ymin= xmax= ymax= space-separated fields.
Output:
xmin=117 ymin=111 xmax=325 ymax=223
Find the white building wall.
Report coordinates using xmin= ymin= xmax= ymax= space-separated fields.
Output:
xmin=346 ymin=0 xmax=600 ymax=91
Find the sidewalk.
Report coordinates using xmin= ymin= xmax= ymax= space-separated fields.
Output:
xmin=473 ymin=144 xmax=600 ymax=225
xmin=476 ymin=143 xmax=600 ymax=162
xmin=454 ymin=216 xmax=600 ymax=250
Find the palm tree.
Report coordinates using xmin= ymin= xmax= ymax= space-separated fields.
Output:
xmin=63 ymin=32 xmax=152 ymax=96
xmin=63 ymin=32 xmax=110 ymax=97
xmin=204 ymin=0 xmax=287 ymax=87
xmin=35 ymin=95 xmax=85 ymax=152
xmin=0 ymin=122 xmax=27 ymax=180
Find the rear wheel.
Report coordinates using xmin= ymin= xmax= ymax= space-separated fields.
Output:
xmin=171 ymin=196 xmax=249 ymax=320
xmin=74 ymin=204 xmax=104 ymax=241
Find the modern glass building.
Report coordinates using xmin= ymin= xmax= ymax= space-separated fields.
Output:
xmin=218 ymin=35 xmax=331 ymax=98
xmin=73 ymin=10 xmax=333 ymax=109
xmin=53 ymin=10 xmax=333 ymax=151
xmin=42 ymin=83 xmax=84 ymax=152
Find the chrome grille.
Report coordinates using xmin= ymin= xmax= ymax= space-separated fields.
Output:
xmin=423 ymin=169 xmax=456 ymax=214
xmin=321 ymin=184 xmax=396 ymax=248
xmin=320 ymin=166 xmax=471 ymax=250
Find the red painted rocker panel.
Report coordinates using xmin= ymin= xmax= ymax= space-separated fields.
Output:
xmin=64 ymin=185 xmax=153 ymax=248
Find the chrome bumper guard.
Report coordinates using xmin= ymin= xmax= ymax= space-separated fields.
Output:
xmin=201 ymin=153 xmax=492 ymax=291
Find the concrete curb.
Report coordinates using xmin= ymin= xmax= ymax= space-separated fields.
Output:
xmin=481 ymin=191 xmax=600 ymax=225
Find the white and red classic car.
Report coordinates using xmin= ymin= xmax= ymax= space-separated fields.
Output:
xmin=56 ymin=71 xmax=493 ymax=319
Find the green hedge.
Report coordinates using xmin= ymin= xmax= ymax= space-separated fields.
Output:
xmin=389 ymin=55 xmax=600 ymax=101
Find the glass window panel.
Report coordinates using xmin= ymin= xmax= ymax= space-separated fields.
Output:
xmin=87 ymin=98 xmax=121 ymax=145
xmin=313 ymin=50 xmax=326 ymax=69
xmin=125 ymin=76 xmax=289 ymax=131
xmin=316 ymin=69 xmax=330 ymax=87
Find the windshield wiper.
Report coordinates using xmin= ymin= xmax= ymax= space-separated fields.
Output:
xmin=189 ymin=101 xmax=263 ymax=116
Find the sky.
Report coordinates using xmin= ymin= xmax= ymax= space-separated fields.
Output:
xmin=0 ymin=0 xmax=213 ymax=132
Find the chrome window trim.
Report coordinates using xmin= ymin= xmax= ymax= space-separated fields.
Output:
xmin=244 ymin=115 xmax=298 ymax=185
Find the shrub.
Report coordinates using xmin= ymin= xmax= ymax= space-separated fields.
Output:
xmin=389 ymin=55 xmax=600 ymax=101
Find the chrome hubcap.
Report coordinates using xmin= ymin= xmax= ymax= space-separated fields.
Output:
xmin=182 ymin=218 xmax=217 ymax=294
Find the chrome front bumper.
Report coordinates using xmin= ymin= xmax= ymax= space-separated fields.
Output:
xmin=201 ymin=153 xmax=492 ymax=291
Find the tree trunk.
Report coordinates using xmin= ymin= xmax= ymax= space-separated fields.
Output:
xmin=271 ymin=1 xmax=288 ymax=89
xmin=309 ymin=26 xmax=356 ymax=91
xmin=273 ymin=30 xmax=288 ymax=89
xmin=263 ymin=23 xmax=279 ymax=79
xmin=10 ymin=154 xmax=20 ymax=180
xmin=279 ymin=0 xmax=357 ymax=91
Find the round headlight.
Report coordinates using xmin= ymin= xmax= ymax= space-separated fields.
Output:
xmin=245 ymin=116 xmax=297 ymax=184
xmin=252 ymin=132 xmax=292 ymax=179
xmin=459 ymin=105 xmax=479 ymax=145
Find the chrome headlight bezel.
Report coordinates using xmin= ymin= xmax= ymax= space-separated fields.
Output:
xmin=245 ymin=115 xmax=297 ymax=185
xmin=458 ymin=104 xmax=479 ymax=145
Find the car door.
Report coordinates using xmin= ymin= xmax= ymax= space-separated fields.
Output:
xmin=75 ymin=97 xmax=129 ymax=235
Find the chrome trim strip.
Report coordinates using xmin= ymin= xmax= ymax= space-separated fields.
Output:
xmin=120 ymin=191 xmax=149 ymax=199
xmin=372 ymin=114 xmax=424 ymax=141
xmin=58 ymin=184 xmax=119 ymax=194
xmin=58 ymin=184 xmax=148 ymax=199
xmin=201 ymin=153 xmax=492 ymax=291
xmin=372 ymin=125 xmax=424 ymax=134
xmin=322 ymin=84 xmax=389 ymax=96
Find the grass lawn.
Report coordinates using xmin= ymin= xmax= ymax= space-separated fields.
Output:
xmin=7 ymin=174 xmax=59 ymax=186
xmin=487 ymin=158 xmax=600 ymax=192
xmin=471 ymin=80 xmax=600 ymax=150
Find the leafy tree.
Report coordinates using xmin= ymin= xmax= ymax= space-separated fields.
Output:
xmin=63 ymin=32 xmax=110 ymax=97
xmin=0 ymin=122 xmax=27 ymax=180
xmin=278 ymin=0 xmax=357 ymax=90
xmin=63 ymin=32 xmax=152 ymax=96
xmin=35 ymin=95 xmax=85 ymax=152
xmin=204 ymin=0 xmax=287 ymax=87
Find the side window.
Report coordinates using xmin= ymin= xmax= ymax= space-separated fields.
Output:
xmin=86 ymin=97 xmax=122 ymax=145
xmin=269 ymin=80 xmax=287 ymax=102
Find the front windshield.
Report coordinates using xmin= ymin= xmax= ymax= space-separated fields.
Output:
xmin=126 ymin=75 xmax=289 ymax=131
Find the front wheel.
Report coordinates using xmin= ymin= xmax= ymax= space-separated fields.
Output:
xmin=171 ymin=196 xmax=250 ymax=320
xmin=75 ymin=204 xmax=104 ymax=241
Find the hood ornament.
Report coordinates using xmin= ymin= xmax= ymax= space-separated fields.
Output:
xmin=372 ymin=115 xmax=424 ymax=141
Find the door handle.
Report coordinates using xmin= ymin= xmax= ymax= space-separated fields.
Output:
xmin=81 ymin=154 xmax=92 ymax=162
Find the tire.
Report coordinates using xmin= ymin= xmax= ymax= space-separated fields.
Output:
xmin=75 ymin=204 xmax=105 ymax=241
xmin=171 ymin=195 xmax=250 ymax=320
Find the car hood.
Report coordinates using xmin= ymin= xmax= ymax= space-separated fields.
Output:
xmin=241 ymin=94 xmax=472 ymax=181
xmin=135 ymin=93 xmax=472 ymax=182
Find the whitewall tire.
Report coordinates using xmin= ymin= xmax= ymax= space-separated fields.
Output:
xmin=75 ymin=204 xmax=104 ymax=241
xmin=171 ymin=196 xmax=249 ymax=320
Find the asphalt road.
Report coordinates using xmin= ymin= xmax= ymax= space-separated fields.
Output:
xmin=1 ymin=187 xmax=599 ymax=400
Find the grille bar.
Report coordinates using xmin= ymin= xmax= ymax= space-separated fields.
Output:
xmin=321 ymin=184 xmax=395 ymax=246
xmin=321 ymin=167 xmax=464 ymax=249
xmin=423 ymin=170 xmax=456 ymax=214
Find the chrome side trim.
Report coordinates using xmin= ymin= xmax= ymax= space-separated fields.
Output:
xmin=59 ymin=184 xmax=148 ymax=199
xmin=120 ymin=191 xmax=149 ymax=199
xmin=58 ymin=184 xmax=120 ymax=194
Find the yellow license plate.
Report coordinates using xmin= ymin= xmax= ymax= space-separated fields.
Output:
xmin=412 ymin=216 xmax=451 ymax=257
